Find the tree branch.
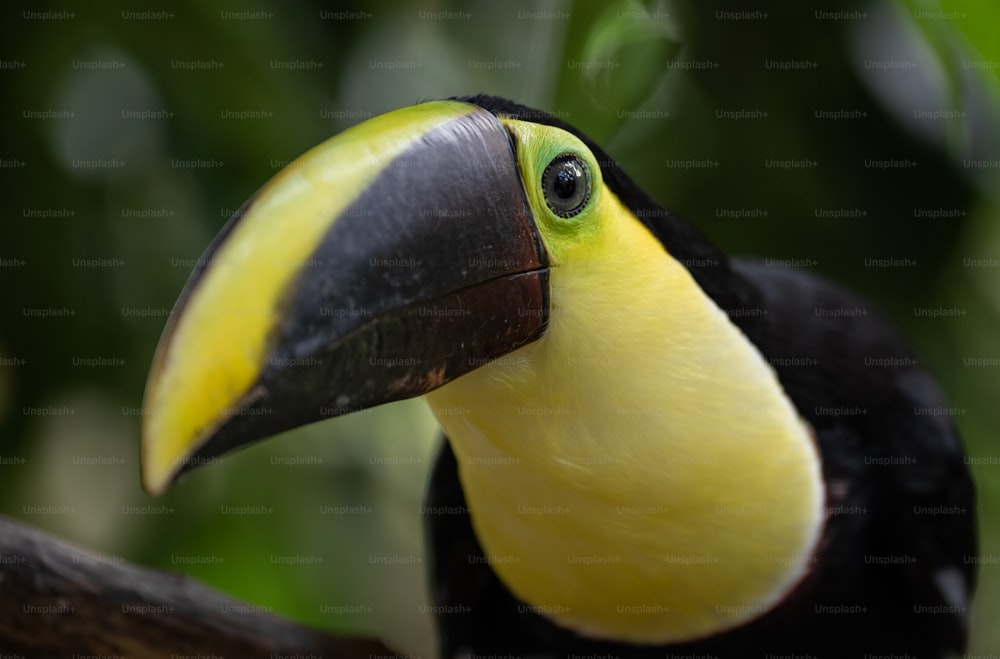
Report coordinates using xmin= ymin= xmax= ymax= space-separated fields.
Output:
xmin=0 ymin=514 xmax=399 ymax=658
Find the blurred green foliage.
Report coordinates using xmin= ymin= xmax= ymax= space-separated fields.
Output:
xmin=1 ymin=0 xmax=998 ymax=655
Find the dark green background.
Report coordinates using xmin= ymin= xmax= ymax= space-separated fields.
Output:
xmin=1 ymin=0 xmax=998 ymax=655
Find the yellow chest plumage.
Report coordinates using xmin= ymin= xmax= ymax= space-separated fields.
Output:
xmin=425 ymin=189 xmax=824 ymax=644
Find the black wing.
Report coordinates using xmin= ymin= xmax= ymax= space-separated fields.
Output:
xmin=729 ymin=259 xmax=976 ymax=657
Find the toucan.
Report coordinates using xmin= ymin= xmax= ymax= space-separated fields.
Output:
xmin=141 ymin=95 xmax=976 ymax=658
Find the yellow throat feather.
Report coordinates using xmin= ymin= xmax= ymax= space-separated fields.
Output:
xmin=425 ymin=119 xmax=824 ymax=644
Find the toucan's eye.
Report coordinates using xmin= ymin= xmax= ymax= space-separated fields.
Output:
xmin=541 ymin=154 xmax=591 ymax=218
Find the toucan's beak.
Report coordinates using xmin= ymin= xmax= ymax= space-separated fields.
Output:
xmin=142 ymin=101 xmax=548 ymax=495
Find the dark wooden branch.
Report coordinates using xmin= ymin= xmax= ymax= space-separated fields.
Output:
xmin=0 ymin=514 xmax=400 ymax=658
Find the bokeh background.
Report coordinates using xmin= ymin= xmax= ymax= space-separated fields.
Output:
xmin=2 ymin=0 xmax=999 ymax=655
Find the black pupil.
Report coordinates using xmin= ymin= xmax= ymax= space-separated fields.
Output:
xmin=542 ymin=154 xmax=589 ymax=218
xmin=553 ymin=162 xmax=580 ymax=199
